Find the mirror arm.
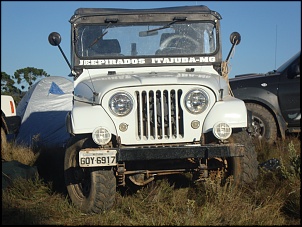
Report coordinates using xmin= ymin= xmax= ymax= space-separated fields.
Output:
xmin=57 ymin=44 xmax=72 ymax=71
xmin=225 ymin=40 xmax=238 ymax=63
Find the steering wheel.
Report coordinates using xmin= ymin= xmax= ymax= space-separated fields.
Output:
xmin=159 ymin=35 xmax=200 ymax=52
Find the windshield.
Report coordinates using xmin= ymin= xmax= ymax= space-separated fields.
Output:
xmin=275 ymin=51 xmax=300 ymax=73
xmin=75 ymin=22 xmax=217 ymax=58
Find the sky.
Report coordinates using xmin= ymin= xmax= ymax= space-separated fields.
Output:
xmin=1 ymin=1 xmax=301 ymax=89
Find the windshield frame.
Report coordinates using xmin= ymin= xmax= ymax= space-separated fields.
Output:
xmin=69 ymin=7 xmax=222 ymax=69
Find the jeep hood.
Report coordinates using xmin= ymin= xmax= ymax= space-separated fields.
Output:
xmin=74 ymin=71 xmax=226 ymax=102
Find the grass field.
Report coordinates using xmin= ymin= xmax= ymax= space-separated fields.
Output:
xmin=2 ymin=135 xmax=300 ymax=225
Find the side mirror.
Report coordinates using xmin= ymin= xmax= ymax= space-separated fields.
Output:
xmin=48 ymin=32 xmax=62 ymax=46
xmin=225 ymin=32 xmax=241 ymax=64
xmin=48 ymin=32 xmax=72 ymax=71
xmin=230 ymin=32 xmax=241 ymax=45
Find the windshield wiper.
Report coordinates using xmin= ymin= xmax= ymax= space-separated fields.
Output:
xmin=89 ymin=18 xmax=118 ymax=48
xmin=139 ymin=16 xmax=187 ymax=37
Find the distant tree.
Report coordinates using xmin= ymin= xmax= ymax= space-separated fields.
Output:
xmin=1 ymin=71 xmax=22 ymax=105
xmin=1 ymin=71 xmax=20 ymax=94
xmin=14 ymin=67 xmax=50 ymax=90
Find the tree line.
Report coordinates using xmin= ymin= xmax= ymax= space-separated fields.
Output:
xmin=1 ymin=67 xmax=50 ymax=105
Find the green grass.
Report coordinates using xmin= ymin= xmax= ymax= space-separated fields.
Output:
xmin=2 ymin=135 xmax=300 ymax=225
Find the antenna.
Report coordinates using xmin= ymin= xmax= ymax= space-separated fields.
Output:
xmin=274 ymin=25 xmax=278 ymax=69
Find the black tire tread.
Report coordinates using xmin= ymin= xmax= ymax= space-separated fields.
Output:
xmin=230 ymin=130 xmax=259 ymax=185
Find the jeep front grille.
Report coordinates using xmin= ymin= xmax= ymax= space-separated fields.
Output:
xmin=135 ymin=89 xmax=184 ymax=141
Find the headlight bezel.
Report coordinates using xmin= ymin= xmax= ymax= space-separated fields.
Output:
xmin=109 ymin=91 xmax=134 ymax=116
xmin=184 ymin=89 xmax=209 ymax=114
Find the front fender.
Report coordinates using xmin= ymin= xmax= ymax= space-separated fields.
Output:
xmin=68 ymin=104 xmax=117 ymax=135
xmin=232 ymin=87 xmax=280 ymax=112
xmin=203 ymin=96 xmax=247 ymax=133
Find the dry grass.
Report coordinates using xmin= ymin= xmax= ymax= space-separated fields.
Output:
xmin=2 ymin=135 xmax=300 ymax=225
xmin=1 ymin=140 xmax=39 ymax=166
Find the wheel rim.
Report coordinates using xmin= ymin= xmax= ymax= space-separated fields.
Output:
xmin=251 ymin=115 xmax=265 ymax=140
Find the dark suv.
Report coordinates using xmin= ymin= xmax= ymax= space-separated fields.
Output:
xmin=229 ymin=51 xmax=300 ymax=143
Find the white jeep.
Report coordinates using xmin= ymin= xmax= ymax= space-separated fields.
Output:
xmin=49 ymin=5 xmax=258 ymax=214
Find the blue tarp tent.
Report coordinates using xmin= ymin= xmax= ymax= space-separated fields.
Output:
xmin=16 ymin=76 xmax=73 ymax=148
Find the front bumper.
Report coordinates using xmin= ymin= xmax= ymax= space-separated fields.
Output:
xmin=117 ymin=144 xmax=244 ymax=162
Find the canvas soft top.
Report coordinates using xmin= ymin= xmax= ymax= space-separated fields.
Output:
xmin=70 ymin=5 xmax=222 ymax=23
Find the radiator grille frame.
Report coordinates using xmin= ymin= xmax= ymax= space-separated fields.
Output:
xmin=135 ymin=88 xmax=184 ymax=141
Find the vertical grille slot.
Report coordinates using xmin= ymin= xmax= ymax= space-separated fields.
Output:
xmin=136 ymin=88 xmax=184 ymax=141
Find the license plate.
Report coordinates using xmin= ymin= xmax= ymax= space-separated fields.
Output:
xmin=79 ymin=150 xmax=117 ymax=167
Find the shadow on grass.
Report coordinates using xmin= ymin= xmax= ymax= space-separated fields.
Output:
xmin=34 ymin=147 xmax=67 ymax=195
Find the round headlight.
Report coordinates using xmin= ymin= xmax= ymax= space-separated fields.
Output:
xmin=109 ymin=92 xmax=133 ymax=116
xmin=92 ymin=126 xmax=111 ymax=145
xmin=184 ymin=89 xmax=209 ymax=114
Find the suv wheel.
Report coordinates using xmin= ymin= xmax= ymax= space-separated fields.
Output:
xmin=246 ymin=103 xmax=277 ymax=144
xmin=64 ymin=136 xmax=116 ymax=214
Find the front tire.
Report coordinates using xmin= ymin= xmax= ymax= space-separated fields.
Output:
xmin=228 ymin=130 xmax=259 ymax=185
xmin=64 ymin=136 xmax=116 ymax=214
